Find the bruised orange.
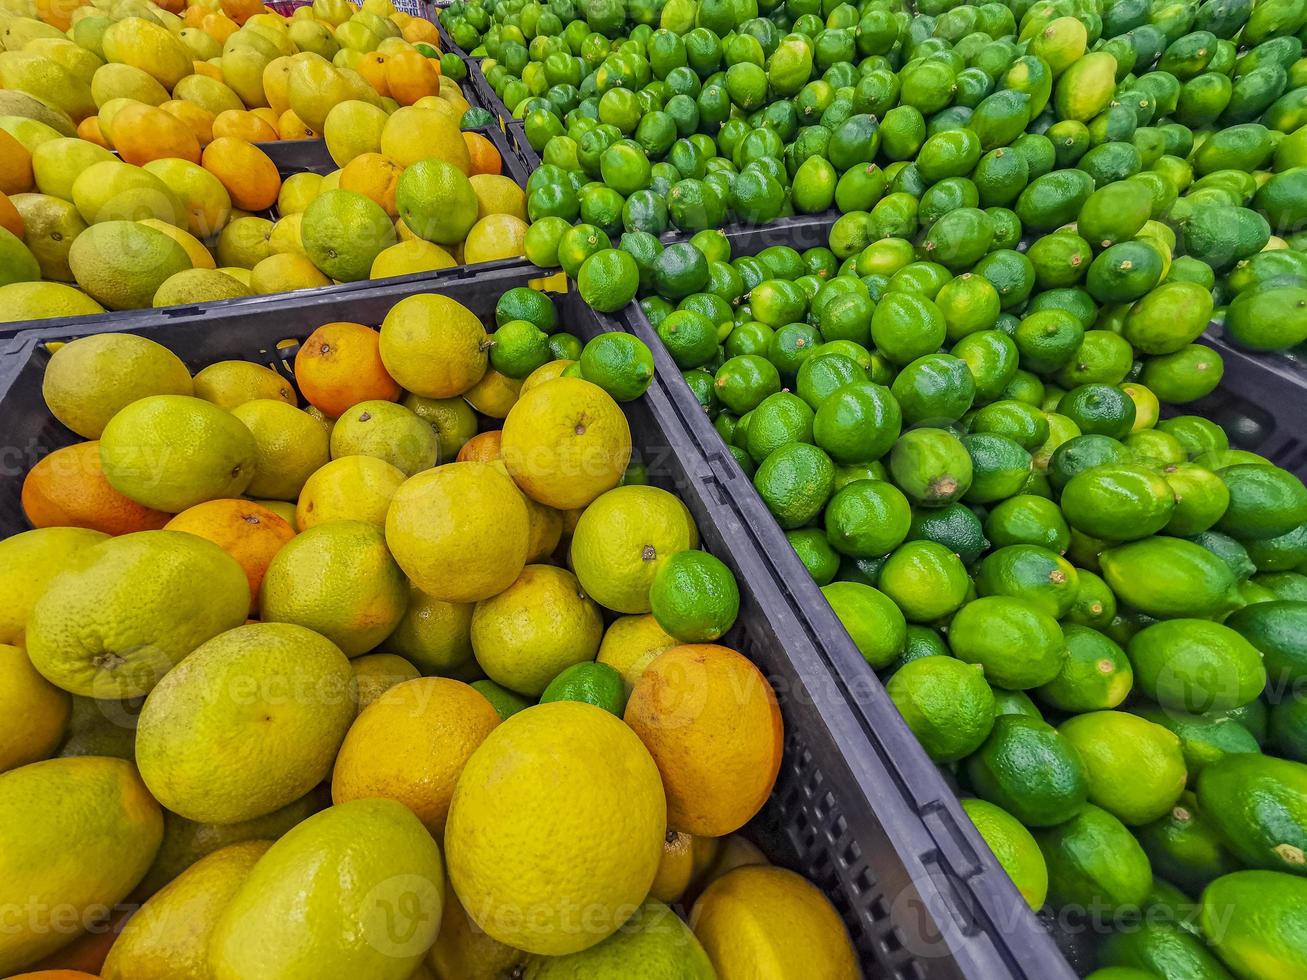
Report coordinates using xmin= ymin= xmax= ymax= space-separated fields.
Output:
xmin=294 ymin=320 xmax=401 ymax=418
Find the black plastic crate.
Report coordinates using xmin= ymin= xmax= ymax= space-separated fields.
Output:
xmin=1189 ymin=328 xmax=1307 ymax=479
xmin=0 ymin=267 xmax=1069 ymax=980
xmin=468 ymin=56 xmax=513 ymax=125
xmin=505 ymin=119 xmax=540 ymax=171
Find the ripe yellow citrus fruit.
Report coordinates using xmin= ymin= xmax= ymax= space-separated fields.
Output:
xmin=501 ymin=377 xmax=632 ymax=510
xmin=378 ymin=293 xmax=489 ymax=397
xmin=470 ymin=564 xmax=604 ymax=696
xmin=570 ymin=485 xmax=699 ymax=613
xmin=296 ymin=454 xmax=407 ymax=530
xmin=690 ymin=866 xmax=860 ymax=979
xmin=382 ymin=584 xmax=475 ymax=677
xmin=0 ymin=643 xmax=70 ymax=772
xmin=596 ymin=614 xmax=681 ymax=693
xmin=332 ymin=676 xmax=500 ymax=833
xmin=445 ymin=701 xmax=666 ymax=956
xmin=385 ymin=461 xmax=530 ymax=603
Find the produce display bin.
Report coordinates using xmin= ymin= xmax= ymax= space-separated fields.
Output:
xmin=0 ymin=266 xmax=1072 ymax=980
xmin=505 ymin=118 xmax=539 ymax=169
xmin=1189 ymin=328 xmax=1307 ymax=480
xmin=468 ymin=56 xmax=514 ymax=125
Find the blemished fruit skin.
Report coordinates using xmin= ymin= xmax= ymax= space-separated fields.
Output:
xmin=101 ymin=840 xmax=270 ymax=980
xmin=25 ymin=530 xmax=249 ymax=699
xmin=1200 ymin=870 xmax=1307 ymax=979
xmin=0 ymin=757 xmax=163 ymax=975
xmin=135 ymin=623 xmax=356 ymax=824
xmin=209 ymin=799 xmax=445 ymax=980
xmin=690 ymin=866 xmax=860 ymax=979
xmin=445 ymin=702 xmax=666 ymax=957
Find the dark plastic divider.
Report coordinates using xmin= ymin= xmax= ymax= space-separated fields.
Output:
xmin=468 ymin=56 xmax=513 ymax=124
xmin=604 ymin=227 xmax=1077 ymax=980
xmin=0 ymin=268 xmax=1066 ymax=980
xmin=505 ymin=119 xmax=539 ymax=170
xmin=1187 ymin=327 xmax=1307 ymax=479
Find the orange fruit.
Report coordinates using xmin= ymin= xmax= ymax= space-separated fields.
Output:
xmin=332 ymin=676 xmax=500 ymax=834
xmin=36 ymin=0 xmax=78 ymax=29
xmin=338 ymin=151 xmax=402 ymax=217
xmin=0 ymin=129 xmax=33 ymax=194
xmin=463 ymin=131 xmax=502 ymax=177
xmin=160 ymin=100 xmax=216 ymax=146
xmin=191 ymin=60 xmax=225 ymax=80
xmin=165 ymin=498 xmax=295 ymax=612
xmin=202 ymin=136 xmax=281 ymax=211
xmin=20 ymin=906 xmax=132 ymax=976
xmin=385 ymin=49 xmax=441 ymax=106
xmin=0 ymin=192 xmax=23 ymax=238
xmin=401 ymin=18 xmax=440 ymax=44
xmin=220 ymin=0 xmax=261 ymax=24
xmin=294 ymin=320 xmax=401 ymax=418
xmin=357 ymin=52 xmax=390 ymax=98
xmin=22 ymin=441 xmax=172 ymax=534
xmin=183 ymin=4 xmax=207 ymax=26
xmin=212 ymin=108 xmax=278 ymax=143
xmin=278 ymin=109 xmax=315 ymax=140
xmin=624 ymin=644 xmax=784 ymax=837
xmin=200 ymin=11 xmax=239 ymax=42
xmin=102 ymin=103 xmax=202 ymax=166
xmin=250 ymin=106 xmax=279 ymax=131
xmin=75 ymin=117 xmax=110 ymax=149
xmin=456 ymin=430 xmax=501 ymax=462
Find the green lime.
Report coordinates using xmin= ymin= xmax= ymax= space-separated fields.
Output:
xmin=976 ymin=544 xmax=1079 ymax=618
xmin=577 ymin=248 xmax=640 ymax=313
xmin=1034 ymin=624 xmax=1133 ymax=713
xmin=655 ymin=309 xmax=718 ymax=369
xmin=961 ymin=432 xmax=1033 ymax=505
xmin=539 ymin=662 xmax=628 ymax=715
xmin=558 ymin=223 xmax=614 ymax=279
xmin=1034 ymin=804 xmax=1153 ymax=910
xmin=821 ymin=581 xmax=907 ymax=668
xmin=753 ymin=442 xmax=836 ymax=529
xmin=949 ymin=596 xmax=1065 ymax=689
xmin=889 ymin=428 xmax=974 ymax=506
xmin=877 ymin=540 xmax=971 ymax=623
xmin=890 ymin=354 xmax=976 ymax=427
xmin=870 ymin=292 xmax=947 ymax=365
xmin=649 ymin=549 xmax=740 ymax=643
xmin=653 ymin=241 xmax=711 ymax=297
xmin=524 ymin=215 xmax=572 ymax=268
xmin=599 ymin=140 xmax=653 ymax=195
xmin=962 ymin=798 xmax=1049 ymax=911
xmin=888 ymin=656 xmax=997 ymax=763
xmin=490 ymin=319 xmax=550 ymax=379
xmin=794 ymin=354 xmax=869 ymax=414
xmin=984 ymin=494 xmax=1072 ymax=552
xmin=745 ymin=391 xmax=815 ymax=463
xmin=968 ymin=715 xmax=1089 ymax=826
xmin=548 ymin=333 xmax=583 ymax=361
xmin=968 ymin=400 xmax=1050 ymax=452
xmin=723 ymin=321 xmax=774 ymax=359
xmin=578 ymin=333 xmax=654 ymax=402
xmin=811 ymin=381 xmax=902 ymax=464
xmin=714 ymin=354 xmax=780 ymax=414
xmin=887 ymin=624 xmax=952 ymax=673
xmin=470 ymin=679 xmax=532 ymax=720
xmin=787 ymin=528 xmax=841 ymax=586
xmin=496 ymin=287 xmax=558 ymax=334
xmin=905 ymin=502 xmax=989 ymax=566
xmin=1057 ymin=383 xmax=1138 ymax=439
xmin=824 ymin=479 xmax=912 ymax=558
xmin=1058 ymin=710 xmax=1187 ymax=826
